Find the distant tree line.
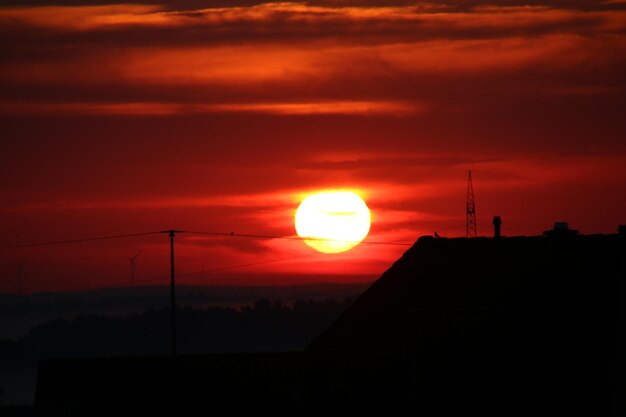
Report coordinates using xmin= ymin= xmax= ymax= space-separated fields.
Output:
xmin=0 ymin=298 xmax=354 ymax=360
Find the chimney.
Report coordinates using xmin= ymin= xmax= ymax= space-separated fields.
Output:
xmin=492 ymin=216 xmax=502 ymax=238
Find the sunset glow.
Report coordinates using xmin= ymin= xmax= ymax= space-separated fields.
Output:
xmin=295 ymin=191 xmax=371 ymax=254
xmin=0 ymin=0 xmax=625 ymax=292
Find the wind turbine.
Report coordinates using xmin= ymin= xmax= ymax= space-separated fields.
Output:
xmin=124 ymin=251 xmax=142 ymax=287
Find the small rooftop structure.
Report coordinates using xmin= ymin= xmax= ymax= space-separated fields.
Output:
xmin=543 ymin=221 xmax=579 ymax=237
xmin=492 ymin=215 xmax=502 ymax=238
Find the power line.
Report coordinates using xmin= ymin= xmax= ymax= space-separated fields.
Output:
xmin=33 ymin=249 xmax=324 ymax=294
xmin=0 ymin=231 xmax=162 ymax=250
xmin=87 ymin=252 xmax=327 ymax=289
xmin=185 ymin=230 xmax=413 ymax=246
xmin=177 ymin=254 xmax=321 ymax=277
xmin=0 ymin=230 xmax=413 ymax=251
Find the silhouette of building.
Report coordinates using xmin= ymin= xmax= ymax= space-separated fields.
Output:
xmin=543 ymin=221 xmax=579 ymax=237
xmin=35 ymin=227 xmax=625 ymax=415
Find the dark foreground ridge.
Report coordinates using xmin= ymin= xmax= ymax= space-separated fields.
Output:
xmin=35 ymin=231 xmax=625 ymax=415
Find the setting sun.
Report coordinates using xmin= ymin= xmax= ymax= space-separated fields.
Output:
xmin=295 ymin=191 xmax=371 ymax=254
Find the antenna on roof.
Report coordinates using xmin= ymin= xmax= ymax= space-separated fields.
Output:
xmin=466 ymin=170 xmax=477 ymax=238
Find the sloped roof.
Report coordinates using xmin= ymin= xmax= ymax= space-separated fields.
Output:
xmin=305 ymin=233 xmax=625 ymax=413
xmin=308 ymin=233 xmax=623 ymax=354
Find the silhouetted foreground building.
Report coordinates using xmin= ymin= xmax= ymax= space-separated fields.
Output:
xmin=35 ymin=231 xmax=625 ymax=415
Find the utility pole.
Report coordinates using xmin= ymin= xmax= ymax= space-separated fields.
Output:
xmin=466 ymin=171 xmax=477 ymax=238
xmin=161 ymin=230 xmax=184 ymax=357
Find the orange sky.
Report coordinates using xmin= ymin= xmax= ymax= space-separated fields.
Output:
xmin=1 ymin=0 xmax=625 ymax=293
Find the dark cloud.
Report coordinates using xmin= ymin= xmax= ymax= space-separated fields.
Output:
xmin=1 ymin=3 xmax=623 ymax=55
xmin=2 ymin=0 xmax=626 ymax=10
xmin=0 ymin=0 xmax=276 ymax=9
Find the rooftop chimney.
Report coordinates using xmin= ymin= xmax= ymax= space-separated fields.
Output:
xmin=492 ymin=216 xmax=502 ymax=238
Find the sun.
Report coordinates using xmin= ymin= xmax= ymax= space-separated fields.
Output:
xmin=295 ymin=191 xmax=371 ymax=254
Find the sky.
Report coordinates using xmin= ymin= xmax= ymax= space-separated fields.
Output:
xmin=1 ymin=0 xmax=625 ymax=293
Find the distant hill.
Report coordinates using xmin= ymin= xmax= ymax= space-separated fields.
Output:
xmin=0 ymin=283 xmax=369 ymax=406
xmin=0 ymin=282 xmax=370 ymax=340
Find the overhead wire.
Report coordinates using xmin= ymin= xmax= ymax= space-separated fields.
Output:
xmin=0 ymin=229 xmax=414 ymax=251
xmin=185 ymin=230 xmax=413 ymax=246
xmin=1 ymin=228 xmax=413 ymax=293
xmin=133 ymin=252 xmax=322 ymax=285
xmin=0 ymin=231 xmax=162 ymax=250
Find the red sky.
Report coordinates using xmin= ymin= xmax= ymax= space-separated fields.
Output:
xmin=1 ymin=0 xmax=625 ymax=293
